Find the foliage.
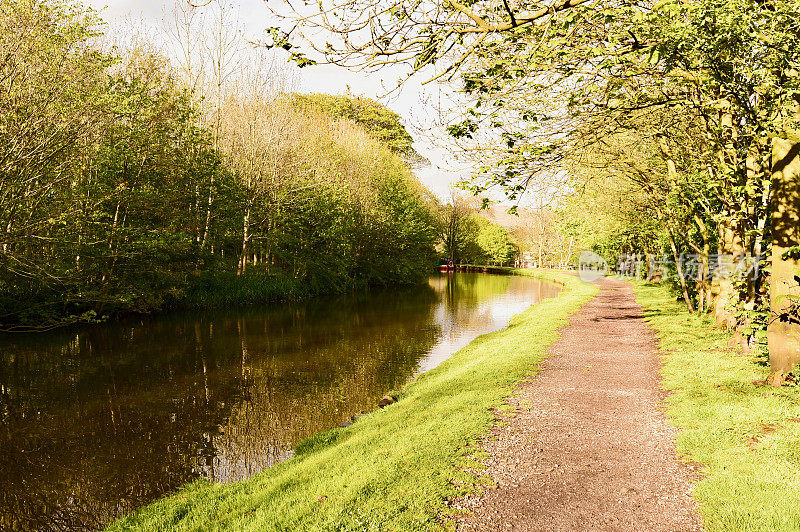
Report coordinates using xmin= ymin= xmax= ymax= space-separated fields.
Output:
xmin=435 ymin=199 xmax=520 ymax=266
xmin=435 ymin=193 xmax=477 ymax=264
xmin=446 ymin=0 xmax=800 ymax=325
xmin=477 ymin=223 xmax=518 ymax=265
xmin=0 ymin=0 xmax=438 ymax=330
xmin=273 ymin=0 xmax=800 ymax=374
xmin=462 ymin=216 xmax=518 ymax=265
xmin=285 ymin=93 xmax=425 ymax=164
xmin=509 ymin=207 xmax=580 ymax=268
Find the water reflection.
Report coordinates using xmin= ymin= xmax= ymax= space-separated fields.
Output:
xmin=0 ymin=273 xmax=558 ymax=531
xmin=420 ymin=273 xmax=559 ymax=373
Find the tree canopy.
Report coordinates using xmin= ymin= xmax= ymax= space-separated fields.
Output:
xmin=275 ymin=0 xmax=800 ymax=382
xmin=285 ymin=93 xmax=423 ymax=162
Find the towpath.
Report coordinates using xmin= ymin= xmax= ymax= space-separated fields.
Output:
xmin=453 ymin=278 xmax=702 ymax=531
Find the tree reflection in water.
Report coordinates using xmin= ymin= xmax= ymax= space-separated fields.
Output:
xmin=0 ymin=273 xmax=557 ymax=531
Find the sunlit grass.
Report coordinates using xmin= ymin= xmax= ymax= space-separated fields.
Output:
xmin=106 ymin=271 xmax=596 ymax=531
xmin=635 ymin=282 xmax=800 ymax=531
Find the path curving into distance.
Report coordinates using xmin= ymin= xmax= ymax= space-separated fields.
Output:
xmin=453 ymin=277 xmax=702 ymax=531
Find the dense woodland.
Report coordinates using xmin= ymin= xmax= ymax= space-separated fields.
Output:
xmin=0 ymin=0 xmax=436 ymax=329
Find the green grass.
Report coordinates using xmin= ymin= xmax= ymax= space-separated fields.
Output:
xmin=106 ymin=270 xmax=596 ymax=531
xmin=177 ymin=271 xmax=316 ymax=308
xmin=635 ymin=282 xmax=800 ymax=532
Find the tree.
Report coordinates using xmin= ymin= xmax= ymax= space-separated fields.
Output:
xmin=436 ymin=191 xmax=477 ymax=263
xmin=284 ymin=93 xmax=424 ymax=164
xmin=0 ymin=0 xmax=112 ymax=283
xmin=767 ymin=134 xmax=800 ymax=384
xmin=0 ymin=0 xmax=440 ymax=329
xmin=477 ymin=222 xmax=518 ymax=265
xmin=272 ymin=0 xmax=800 ymax=382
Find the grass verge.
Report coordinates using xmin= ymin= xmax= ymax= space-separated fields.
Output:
xmin=635 ymin=282 xmax=800 ymax=532
xmin=177 ymin=271 xmax=317 ymax=308
xmin=106 ymin=270 xmax=595 ymax=531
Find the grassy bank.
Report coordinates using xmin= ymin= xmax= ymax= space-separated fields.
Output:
xmin=177 ymin=271 xmax=348 ymax=309
xmin=0 ymin=271 xmax=421 ymax=332
xmin=635 ymin=283 xmax=800 ymax=531
xmin=106 ymin=270 xmax=595 ymax=531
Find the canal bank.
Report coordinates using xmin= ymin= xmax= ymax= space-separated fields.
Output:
xmin=105 ymin=270 xmax=595 ymax=531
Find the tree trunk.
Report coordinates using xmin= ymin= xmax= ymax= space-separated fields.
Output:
xmin=713 ymin=215 xmax=744 ymax=327
xmin=668 ymin=227 xmax=695 ymax=314
xmin=3 ymin=219 xmax=12 ymax=255
xmin=237 ymin=204 xmax=251 ymax=275
xmin=194 ymin=183 xmax=201 ymax=243
xmin=537 ymin=235 xmax=544 ymax=269
xmin=565 ymin=235 xmax=574 ymax=269
xmin=200 ymin=175 xmax=214 ymax=252
xmin=751 ymin=179 xmax=771 ymax=300
xmin=101 ymin=201 xmax=122 ymax=283
xmin=766 ymin=136 xmax=800 ymax=385
xmin=692 ymin=214 xmax=711 ymax=313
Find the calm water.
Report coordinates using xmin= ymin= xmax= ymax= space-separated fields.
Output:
xmin=0 ymin=273 xmax=559 ymax=531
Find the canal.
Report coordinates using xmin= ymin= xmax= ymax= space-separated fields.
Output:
xmin=0 ymin=273 xmax=559 ymax=531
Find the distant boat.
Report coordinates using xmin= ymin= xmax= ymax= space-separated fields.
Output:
xmin=439 ymin=260 xmax=455 ymax=273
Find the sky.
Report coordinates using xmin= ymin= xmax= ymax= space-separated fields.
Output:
xmin=83 ymin=0 xmax=472 ymax=202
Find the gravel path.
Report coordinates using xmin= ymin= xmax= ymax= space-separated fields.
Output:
xmin=452 ymin=278 xmax=703 ymax=531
